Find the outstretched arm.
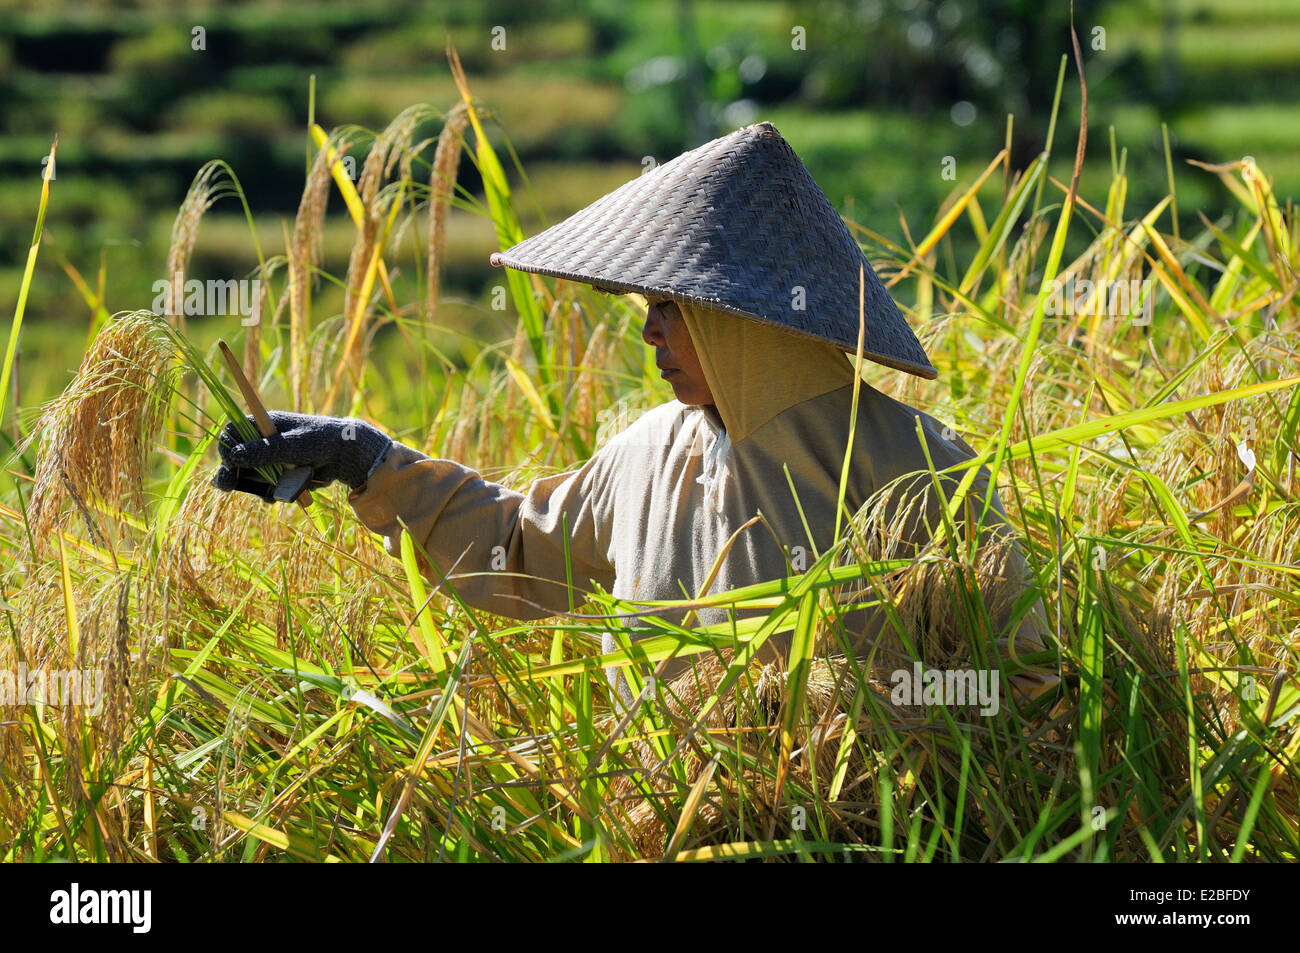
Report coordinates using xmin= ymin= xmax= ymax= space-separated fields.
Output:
xmin=214 ymin=412 xmax=617 ymax=621
xmin=348 ymin=441 xmax=617 ymax=620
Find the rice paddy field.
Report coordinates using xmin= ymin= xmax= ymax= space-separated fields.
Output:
xmin=1 ymin=7 xmax=1299 ymax=866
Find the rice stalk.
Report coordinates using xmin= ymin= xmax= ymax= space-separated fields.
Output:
xmin=425 ymin=103 xmax=469 ymax=334
xmin=0 ymin=139 xmax=56 ymax=438
xmin=5 ymin=59 xmax=1300 ymax=863
xmin=287 ymin=143 xmax=335 ymax=410
xmin=24 ymin=313 xmax=177 ymax=548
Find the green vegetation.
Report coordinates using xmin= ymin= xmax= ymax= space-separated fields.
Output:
xmin=4 ymin=0 xmax=1299 ymax=415
xmin=1 ymin=43 xmax=1297 ymax=861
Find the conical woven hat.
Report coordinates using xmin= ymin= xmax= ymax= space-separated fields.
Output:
xmin=490 ymin=121 xmax=936 ymax=379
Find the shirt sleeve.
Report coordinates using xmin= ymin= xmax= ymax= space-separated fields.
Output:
xmin=347 ymin=441 xmax=617 ymax=620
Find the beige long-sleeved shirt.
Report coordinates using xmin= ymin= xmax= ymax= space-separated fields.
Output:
xmin=349 ymin=301 xmax=1056 ymax=700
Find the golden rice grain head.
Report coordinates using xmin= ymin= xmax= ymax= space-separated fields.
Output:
xmin=286 ymin=142 xmax=338 ymax=408
xmin=609 ymin=653 xmax=932 ymax=857
xmin=164 ymin=161 xmax=227 ymax=325
xmin=426 ymin=103 xmax=470 ymax=329
xmin=26 ymin=312 xmax=177 ymax=546
xmin=572 ymin=320 xmax=609 ymax=432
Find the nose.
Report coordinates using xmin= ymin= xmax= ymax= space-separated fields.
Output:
xmin=641 ymin=302 xmax=666 ymax=346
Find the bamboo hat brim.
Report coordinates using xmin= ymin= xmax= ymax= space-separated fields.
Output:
xmin=490 ymin=121 xmax=937 ymax=380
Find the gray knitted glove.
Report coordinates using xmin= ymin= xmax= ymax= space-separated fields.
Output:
xmin=213 ymin=411 xmax=392 ymax=501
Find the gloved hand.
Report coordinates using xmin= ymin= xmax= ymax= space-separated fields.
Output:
xmin=213 ymin=411 xmax=393 ymax=501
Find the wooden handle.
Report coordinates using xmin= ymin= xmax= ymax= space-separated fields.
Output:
xmin=218 ymin=340 xmax=314 ymax=508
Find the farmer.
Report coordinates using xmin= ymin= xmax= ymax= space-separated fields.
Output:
xmin=214 ymin=122 xmax=1056 ymax=705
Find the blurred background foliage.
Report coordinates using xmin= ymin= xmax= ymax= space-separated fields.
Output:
xmin=1 ymin=0 xmax=1297 ymax=407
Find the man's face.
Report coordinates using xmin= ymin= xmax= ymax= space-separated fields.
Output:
xmin=642 ymin=297 xmax=714 ymax=406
